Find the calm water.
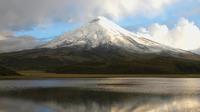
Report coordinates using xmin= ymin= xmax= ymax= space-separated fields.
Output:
xmin=0 ymin=78 xmax=200 ymax=112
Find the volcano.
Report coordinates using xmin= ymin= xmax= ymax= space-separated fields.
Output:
xmin=0 ymin=17 xmax=200 ymax=74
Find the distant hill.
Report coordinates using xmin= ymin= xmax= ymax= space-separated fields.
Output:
xmin=0 ymin=65 xmax=20 ymax=76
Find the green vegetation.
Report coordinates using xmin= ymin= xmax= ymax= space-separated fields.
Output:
xmin=18 ymin=71 xmax=200 ymax=78
xmin=0 ymin=65 xmax=20 ymax=76
xmin=0 ymin=47 xmax=200 ymax=75
xmin=0 ymin=87 xmax=137 ymax=104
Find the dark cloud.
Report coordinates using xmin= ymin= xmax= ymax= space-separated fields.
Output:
xmin=0 ymin=0 xmax=177 ymax=31
xmin=0 ymin=0 xmax=178 ymax=53
xmin=0 ymin=33 xmax=41 ymax=53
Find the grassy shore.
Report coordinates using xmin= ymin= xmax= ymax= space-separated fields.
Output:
xmin=0 ymin=70 xmax=200 ymax=80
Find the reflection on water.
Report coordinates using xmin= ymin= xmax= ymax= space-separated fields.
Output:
xmin=0 ymin=78 xmax=200 ymax=112
xmin=1 ymin=96 xmax=200 ymax=112
xmin=112 ymin=97 xmax=200 ymax=112
xmin=0 ymin=98 xmax=56 ymax=112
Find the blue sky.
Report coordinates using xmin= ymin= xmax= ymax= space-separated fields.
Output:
xmin=0 ymin=0 xmax=200 ymax=52
xmin=13 ymin=0 xmax=200 ymax=40
xmin=121 ymin=0 xmax=200 ymax=28
xmin=14 ymin=0 xmax=200 ymax=40
xmin=16 ymin=22 xmax=80 ymax=41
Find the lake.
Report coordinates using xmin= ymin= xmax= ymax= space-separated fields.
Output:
xmin=0 ymin=78 xmax=200 ymax=112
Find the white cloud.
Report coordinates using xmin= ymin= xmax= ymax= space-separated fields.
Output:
xmin=138 ymin=18 xmax=200 ymax=51
xmin=0 ymin=32 xmax=41 ymax=53
xmin=84 ymin=0 xmax=176 ymax=19
xmin=0 ymin=32 xmax=13 ymax=40
xmin=0 ymin=0 xmax=177 ymax=31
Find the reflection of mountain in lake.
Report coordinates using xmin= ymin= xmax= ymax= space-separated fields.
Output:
xmin=0 ymin=78 xmax=200 ymax=112
xmin=1 ymin=87 xmax=200 ymax=112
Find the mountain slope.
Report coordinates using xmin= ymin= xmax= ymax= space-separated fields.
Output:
xmin=0 ymin=65 xmax=20 ymax=76
xmin=0 ymin=17 xmax=200 ymax=74
xmin=42 ymin=17 xmax=191 ymax=56
xmin=0 ymin=47 xmax=200 ymax=74
xmin=192 ymin=48 xmax=200 ymax=55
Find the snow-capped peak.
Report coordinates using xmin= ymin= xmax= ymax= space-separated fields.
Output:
xmin=42 ymin=16 xmax=136 ymax=48
xmin=42 ymin=16 xmax=187 ymax=54
xmin=89 ymin=16 xmax=138 ymax=37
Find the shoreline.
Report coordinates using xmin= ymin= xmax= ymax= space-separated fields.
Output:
xmin=1 ymin=74 xmax=200 ymax=80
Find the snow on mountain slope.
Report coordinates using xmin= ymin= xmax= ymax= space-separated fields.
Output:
xmin=42 ymin=16 xmax=188 ymax=54
xmin=192 ymin=48 xmax=200 ymax=55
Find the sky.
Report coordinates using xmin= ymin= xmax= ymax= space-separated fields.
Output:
xmin=0 ymin=0 xmax=200 ymax=52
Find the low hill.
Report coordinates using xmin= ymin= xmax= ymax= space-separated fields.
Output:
xmin=0 ymin=47 xmax=200 ymax=74
xmin=0 ymin=65 xmax=20 ymax=76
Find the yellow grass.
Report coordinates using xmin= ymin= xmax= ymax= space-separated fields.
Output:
xmin=17 ymin=71 xmax=200 ymax=78
xmin=0 ymin=71 xmax=199 ymax=80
